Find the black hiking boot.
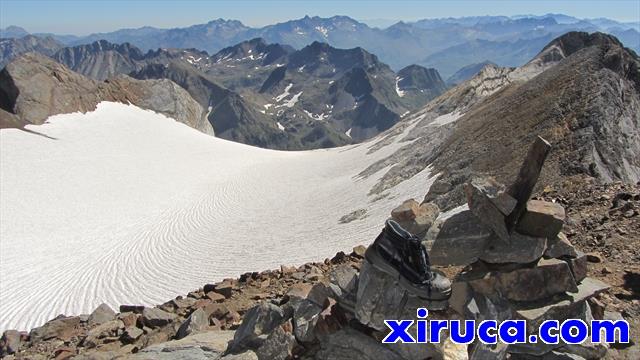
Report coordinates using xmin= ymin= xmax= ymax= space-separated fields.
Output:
xmin=365 ymin=219 xmax=451 ymax=309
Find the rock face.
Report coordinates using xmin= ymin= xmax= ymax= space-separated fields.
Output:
xmin=425 ymin=32 xmax=640 ymax=211
xmin=52 ymin=40 xmax=146 ymax=80
xmin=0 ymin=52 xmax=212 ymax=134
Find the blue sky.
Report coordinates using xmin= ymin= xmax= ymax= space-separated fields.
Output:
xmin=1 ymin=0 xmax=639 ymax=35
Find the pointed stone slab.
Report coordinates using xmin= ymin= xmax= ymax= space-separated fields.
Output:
xmin=506 ymin=136 xmax=552 ymax=231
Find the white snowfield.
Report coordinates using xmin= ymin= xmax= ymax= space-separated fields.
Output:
xmin=0 ymin=102 xmax=437 ymax=331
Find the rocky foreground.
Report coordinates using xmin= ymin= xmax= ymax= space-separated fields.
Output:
xmin=1 ymin=171 xmax=638 ymax=358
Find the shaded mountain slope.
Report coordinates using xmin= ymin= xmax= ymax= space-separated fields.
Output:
xmin=424 ymin=32 xmax=640 ymax=209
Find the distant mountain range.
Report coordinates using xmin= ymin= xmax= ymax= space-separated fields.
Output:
xmin=2 ymin=14 xmax=638 ymax=78
xmin=1 ymin=36 xmax=447 ymax=149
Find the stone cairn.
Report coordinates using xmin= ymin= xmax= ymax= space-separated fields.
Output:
xmin=222 ymin=136 xmax=611 ymax=360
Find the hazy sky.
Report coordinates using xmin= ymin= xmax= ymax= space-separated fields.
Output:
xmin=2 ymin=0 xmax=639 ymax=35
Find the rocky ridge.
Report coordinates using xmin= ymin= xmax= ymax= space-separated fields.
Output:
xmin=0 ymin=53 xmax=212 ymax=135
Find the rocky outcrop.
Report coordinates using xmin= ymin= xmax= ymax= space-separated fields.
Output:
xmin=0 ymin=52 xmax=213 ymax=134
xmin=52 ymin=40 xmax=146 ymax=80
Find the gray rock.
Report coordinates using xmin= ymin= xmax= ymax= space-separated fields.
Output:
xmin=466 ymin=258 xmax=578 ymax=302
xmin=426 ymin=210 xmax=492 ymax=266
xmin=1 ymin=330 xmax=21 ymax=355
xmin=391 ymin=200 xmax=440 ymax=237
xmin=83 ymin=319 xmax=123 ymax=348
xmin=509 ymin=301 xmax=598 ymax=357
xmin=121 ymin=326 xmax=144 ymax=343
xmin=480 ymin=231 xmax=547 ymax=264
xmin=328 ymin=264 xmax=359 ymax=312
xmin=229 ymin=302 xmax=287 ymax=353
xmin=126 ymin=330 xmax=235 ymax=360
xmin=544 ymin=232 xmax=578 ymax=259
xmin=30 ymin=315 xmax=81 ymax=342
xmin=316 ymin=328 xmax=404 ymax=360
xmin=255 ymin=326 xmax=296 ymax=360
xmin=515 ymin=278 xmax=608 ymax=332
xmin=465 ymin=178 xmax=511 ymax=243
xmin=88 ymin=303 xmax=117 ymax=326
xmin=355 ymin=259 xmax=448 ymax=332
xmin=505 ymin=136 xmax=552 ymax=230
xmin=516 ymin=200 xmax=565 ymax=239
xmin=176 ymin=308 xmax=210 ymax=340
xmin=465 ymin=294 xmax=512 ymax=360
xmin=142 ymin=307 xmax=178 ymax=328
xmin=292 ymin=299 xmax=323 ymax=343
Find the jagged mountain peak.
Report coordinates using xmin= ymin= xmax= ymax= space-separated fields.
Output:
xmin=289 ymin=41 xmax=381 ymax=70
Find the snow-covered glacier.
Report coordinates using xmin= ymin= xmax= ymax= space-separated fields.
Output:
xmin=0 ymin=102 xmax=436 ymax=331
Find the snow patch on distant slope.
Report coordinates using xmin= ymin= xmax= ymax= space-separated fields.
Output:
xmin=430 ymin=112 xmax=463 ymax=126
xmin=274 ymin=83 xmax=293 ymax=102
xmin=395 ymin=77 xmax=405 ymax=97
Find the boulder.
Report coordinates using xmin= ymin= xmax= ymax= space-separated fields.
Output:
xmin=83 ymin=320 xmax=123 ymax=348
xmin=505 ymin=136 xmax=552 ymax=230
xmin=172 ymin=297 xmax=197 ymax=309
xmin=214 ymin=282 xmax=235 ymax=299
xmin=206 ymin=291 xmax=226 ymax=302
xmin=355 ymin=259 xmax=449 ymax=331
xmin=465 ymin=258 xmax=578 ymax=302
xmin=514 ymin=278 xmax=608 ymax=332
xmin=30 ymin=316 xmax=81 ymax=342
xmin=292 ymin=299 xmax=323 ymax=343
xmin=391 ymin=200 xmax=440 ymax=237
xmin=316 ymin=328 xmax=404 ymax=360
xmin=126 ymin=330 xmax=235 ymax=359
xmin=465 ymin=294 xmax=513 ymax=360
xmin=117 ymin=312 xmax=139 ymax=328
xmin=391 ymin=199 xmax=422 ymax=221
xmin=87 ymin=303 xmax=117 ymax=326
xmin=142 ymin=307 xmax=178 ymax=328
xmin=544 ymin=232 xmax=578 ymax=259
xmin=229 ymin=302 xmax=287 ymax=353
xmin=465 ymin=178 xmax=512 ymax=243
xmin=480 ymin=232 xmax=547 ymax=264
xmin=176 ymin=308 xmax=210 ymax=339
xmin=351 ymin=245 xmax=367 ymax=258
xmin=516 ymin=200 xmax=565 ymax=239
xmin=425 ymin=211 xmax=492 ymax=266
xmin=255 ymin=325 xmax=296 ymax=360
xmin=1 ymin=330 xmax=21 ymax=355
xmin=328 ymin=264 xmax=358 ymax=312
xmin=121 ymin=326 xmax=143 ymax=344
xmin=286 ymin=283 xmax=313 ymax=300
